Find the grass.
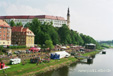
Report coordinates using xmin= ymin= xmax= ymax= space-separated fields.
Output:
xmin=82 ymin=50 xmax=100 ymax=56
xmin=0 ymin=57 xmax=77 ymax=76
xmin=0 ymin=50 xmax=100 ymax=76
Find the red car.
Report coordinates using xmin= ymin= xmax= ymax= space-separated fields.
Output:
xmin=29 ymin=47 xmax=41 ymax=52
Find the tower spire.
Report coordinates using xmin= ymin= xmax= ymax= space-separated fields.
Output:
xmin=67 ymin=7 xmax=70 ymax=29
xmin=67 ymin=7 xmax=70 ymax=16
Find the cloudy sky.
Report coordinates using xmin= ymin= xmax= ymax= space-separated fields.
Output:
xmin=0 ymin=0 xmax=113 ymax=40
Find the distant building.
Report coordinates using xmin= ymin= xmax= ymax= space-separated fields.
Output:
xmin=0 ymin=19 xmax=11 ymax=45
xmin=11 ymin=26 xmax=35 ymax=47
xmin=85 ymin=43 xmax=96 ymax=50
xmin=0 ymin=8 xmax=70 ymax=28
xmin=0 ymin=15 xmax=67 ymax=27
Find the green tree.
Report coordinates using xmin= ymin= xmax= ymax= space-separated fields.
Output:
xmin=45 ymin=40 xmax=54 ymax=50
xmin=80 ymin=33 xmax=101 ymax=49
xmin=58 ymin=24 xmax=72 ymax=44
xmin=40 ymin=22 xmax=59 ymax=45
xmin=29 ymin=18 xmax=41 ymax=44
xmin=24 ymin=22 xmax=31 ymax=27
xmin=70 ymin=30 xmax=77 ymax=44
xmin=0 ymin=46 xmax=3 ymax=51
xmin=38 ymin=32 xmax=51 ymax=45
xmin=16 ymin=22 xmax=23 ymax=26
xmin=74 ymin=32 xmax=84 ymax=45
xmin=9 ymin=20 xmax=16 ymax=27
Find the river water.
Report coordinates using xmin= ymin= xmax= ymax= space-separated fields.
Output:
xmin=37 ymin=49 xmax=113 ymax=76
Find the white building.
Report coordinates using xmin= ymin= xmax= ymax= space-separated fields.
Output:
xmin=0 ymin=15 xmax=67 ymax=27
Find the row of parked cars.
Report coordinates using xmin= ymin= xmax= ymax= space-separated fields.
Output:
xmin=14 ymin=47 xmax=41 ymax=54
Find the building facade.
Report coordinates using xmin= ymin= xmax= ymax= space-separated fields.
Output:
xmin=12 ymin=26 xmax=35 ymax=47
xmin=0 ymin=8 xmax=70 ymax=28
xmin=0 ymin=19 xmax=11 ymax=45
xmin=0 ymin=15 xmax=67 ymax=27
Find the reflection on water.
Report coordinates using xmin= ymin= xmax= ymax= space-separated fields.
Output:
xmin=36 ymin=49 xmax=113 ymax=76
xmin=36 ymin=66 xmax=69 ymax=76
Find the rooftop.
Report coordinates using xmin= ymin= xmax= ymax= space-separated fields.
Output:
xmin=0 ymin=19 xmax=10 ymax=28
xmin=12 ymin=26 xmax=35 ymax=36
xmin=0 ymin=15 xmax=66 ymax=21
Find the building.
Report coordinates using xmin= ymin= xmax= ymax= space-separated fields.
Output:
xmin=0 ymin=15 xmax=67 ymax=27
xmin=0 ymin=8 xmax=70 ymax=28
xmin=12 ymin=26 xmax=35 ymax=47
xmin=0 ymin=19 xmax=11 ymax=45
xmin=67 ymin=8 xmax=70 ymax=29
xmin=85 ymin=43 xmax=96 ymax=50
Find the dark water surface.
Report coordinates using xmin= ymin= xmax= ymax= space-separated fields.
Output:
xmin=37 ymin=49 xmax=113 ymax=76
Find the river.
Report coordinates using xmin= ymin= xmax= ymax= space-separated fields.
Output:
xmin=37 ymin=49 xmax=113 ymax=76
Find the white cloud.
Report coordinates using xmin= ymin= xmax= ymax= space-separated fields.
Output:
xmin=0 ymin=1 xmax=7 ymax=7
xmin=5 ymin=4 xmax=45 ymax=15
xmin=1 ymin=0 xmax=113 ymax=40
xmin=45 ymin=3 xmax=67 ymax=17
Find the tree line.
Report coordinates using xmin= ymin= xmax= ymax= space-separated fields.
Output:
xmin=9 ymin=19 xmax=101 ymax=49
xmin=99 ymin=40 xmax=113 ymax=45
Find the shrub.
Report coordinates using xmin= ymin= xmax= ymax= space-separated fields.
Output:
xmin=0 ymin=46 xmax=3 ymax=51
xmin=8 ymin=45 xmax=26 ymax=49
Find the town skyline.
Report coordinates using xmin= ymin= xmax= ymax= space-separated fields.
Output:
xmin=0 ymin=0 xmax=113 ymax=40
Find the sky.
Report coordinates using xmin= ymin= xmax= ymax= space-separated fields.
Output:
xmin=0 ymin=0 xmax=113 ymax=41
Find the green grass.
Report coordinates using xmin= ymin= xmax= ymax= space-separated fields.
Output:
xmin=0 ymin=51 xmax=100 ymax=76
xmin=82 ymin=51 xmax=100 ymax=56
xmin=0 ymin=57 xmax=77 ymax=76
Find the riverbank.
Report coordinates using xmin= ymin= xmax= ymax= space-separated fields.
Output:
xmin=0 ymin=50 xmax=100 ymax=76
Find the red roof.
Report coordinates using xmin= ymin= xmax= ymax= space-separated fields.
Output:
xmin=0 ymin=19 xmax=10 ymax=28
xmin=12 ymin=26 xmax=28 ymax=32
xmin=0 ymin=15 xmax=66 ymax=20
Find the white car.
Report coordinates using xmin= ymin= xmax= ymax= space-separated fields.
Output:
xmin=10 ymin=58 xmax=21 ymax=64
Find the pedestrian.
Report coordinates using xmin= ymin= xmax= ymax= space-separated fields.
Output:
xmin=0 ymin=62 xmax=5 ymax=69
xmin=0 ymin=61 xmax=5 ymax=74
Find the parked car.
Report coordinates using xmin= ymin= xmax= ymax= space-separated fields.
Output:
xmin=14 ymin=51 xmax=21 ymax=54
xmin=10 ymin=58 xmax=21 ymax=65
xmin=29 ymin=47 xmax=41 ymax=52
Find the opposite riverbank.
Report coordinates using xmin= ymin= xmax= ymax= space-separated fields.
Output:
xmin=0 ymin=50 xmax=100 ymax=76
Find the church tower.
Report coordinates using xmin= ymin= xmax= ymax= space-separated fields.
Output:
xmin=67 ymin=7 xmax=70 ymax=29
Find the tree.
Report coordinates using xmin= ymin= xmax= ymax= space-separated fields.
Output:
xmin=80 ymin=33 xmax=101 ymax=49
xmin=40 ymin=22 xmax=59 ymax=45
xmin=0 ymin=46 xmax=3 ymax=51
xmin=70 ymin=30 xmax=77 ymax=44
xmin=58 ymin=24 xmax=72 ymax=44
xmin=24 ymin=22 xmax=31 ymax=27
xmin=9 ymin=20 xmax=16 ymax=27
xmin=38 ymin=32 xmax=51 ymax=45
xmin=45 ymin=40 xmax=54 ymax=50
xmin=16 ymin=22 xmax=23 ymax=26
xmin=29 ymin=18 xmax=41 ymax=44
xmin=74 ymin=32 xmax=84 ymax=45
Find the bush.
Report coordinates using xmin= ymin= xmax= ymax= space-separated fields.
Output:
xmin=0 ymin=46 xmax=3 ymax=51
xmin=2 ymin=49 xmax=8 ymax=53
xmin=8 ymin=45 xmax=26 ymax=49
